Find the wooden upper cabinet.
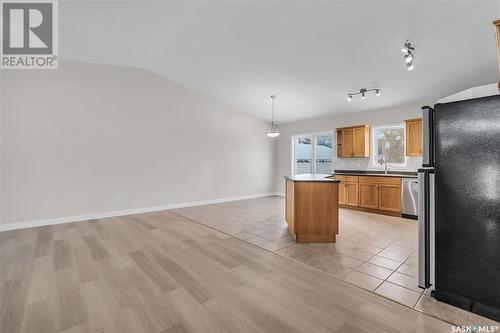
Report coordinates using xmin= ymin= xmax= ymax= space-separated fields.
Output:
xmin=336 ymin=130 xmax=343 ymax=158
xmin=353 ymin=126 xmax=370 ymax=157
xmin=336 ymin=125 xmax=370 ymax=158
xmin=342 ymin=128 xmax=354 ymax=157
xmin=405 ymin=118 xmax=422 ymax=156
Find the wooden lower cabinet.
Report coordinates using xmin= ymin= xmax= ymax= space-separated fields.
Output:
xmin=337 ymin=175 xmax=358 ymax=206
xmin=337 ymin=175 xmax=402 ymax=216
xmin=338 ymin=181 xmax=346 ymax=205
xmin=346 ymin=182 xmax=359 ymax=206
xmin=285 ymin=180 xmax=295 ymax=234
xmin=378 ymin=184 xmax=401 ymax=213
xmin=359 ymin=183 xmax=378 ymax=209
xmin=285 ymin=178 xmax=339 ymax=243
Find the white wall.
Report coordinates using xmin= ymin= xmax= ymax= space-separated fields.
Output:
xmin=1 ymin=62 xmax=276 ymax=226
xmin=274 ymin=103 xmax=428 ymax=192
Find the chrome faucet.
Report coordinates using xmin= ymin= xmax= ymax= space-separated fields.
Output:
xmin=379 ymin=157 xmax=390 ymax=174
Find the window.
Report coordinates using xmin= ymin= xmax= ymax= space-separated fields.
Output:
xmin=315 ymin=135 xmax=333 ymax=173
xmin=293 ymin=133 xmax=333 ymax=174
xmin=371 ymin=124 xmax=406 ymax=167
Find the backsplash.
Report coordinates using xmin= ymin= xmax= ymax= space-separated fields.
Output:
xmin=334 ymin=156 xmax=422 ymax=172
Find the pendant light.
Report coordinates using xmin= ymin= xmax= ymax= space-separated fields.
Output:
xmin=266 ymin=95 xmax=280 ymax=137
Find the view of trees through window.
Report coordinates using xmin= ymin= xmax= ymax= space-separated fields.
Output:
xmin=315 ymin=135 xmax=333 ymax=173
xmin=295 ymin=136 xmax=312 ymax=174
xmin=373 ymin=125 xmax=405 ymax=165
xmin=294 ymin=134 xmax=333 ymax=174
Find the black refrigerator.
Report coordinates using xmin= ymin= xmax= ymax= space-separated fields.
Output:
xmin=418 ymin=93 xmax=500 ymax=321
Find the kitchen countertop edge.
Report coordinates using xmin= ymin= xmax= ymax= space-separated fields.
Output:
xmin=285 ymin=174 xmax=341 ymax=183
xmin=333 ymin=170 xmax=418 ymax=178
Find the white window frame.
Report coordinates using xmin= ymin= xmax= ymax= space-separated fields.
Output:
xmin=371 ymin=123 xmax=407 ymax=168
xmin=291 ymin=131 xmax=334 ymax=175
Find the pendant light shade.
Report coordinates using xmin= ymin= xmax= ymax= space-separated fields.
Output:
xmin=266 ymin=130 xmax=280 ymax=138
xmin=266 ymin=95 xmax=280 ymax=137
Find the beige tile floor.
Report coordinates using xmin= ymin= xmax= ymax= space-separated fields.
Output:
xmin=173 ymin=196 xmax=500 ymax=328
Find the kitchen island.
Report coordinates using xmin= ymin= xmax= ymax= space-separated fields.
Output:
xmin=285 ymin=174 xmax=340 ymax=243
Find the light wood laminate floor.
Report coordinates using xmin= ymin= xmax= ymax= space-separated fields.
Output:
xmin=0 ymin=207 xmax=455 ymax=333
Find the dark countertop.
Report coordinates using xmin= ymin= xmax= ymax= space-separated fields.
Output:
xmin=333 ymin=170 xmax=418 ymax=178
xmin=285 ymin=174 xmax=340 ymax=182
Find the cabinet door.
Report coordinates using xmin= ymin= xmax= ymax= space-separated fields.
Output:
xmin=342 ymin=129 xmax=353 ymax=157
xmin=378 ymin=184 xmax=401 ymax=212
xmin=336 ymin=130 xmax=343 ymax=158
xmin=353 ymin=126 xmax=368 ymax=157
xmin=406 ymin=119 xmax=422 ymax=156
xmin=346 ymin=182 xmax=359 ymax=206
xmin=338 ymin=181 xmax=346 ymax=205
xmin=359 ymin=183 xmax=378 ymax=209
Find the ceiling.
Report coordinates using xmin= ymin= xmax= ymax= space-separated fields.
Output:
xmin=61 ymin=1 xmax=500 ymax=123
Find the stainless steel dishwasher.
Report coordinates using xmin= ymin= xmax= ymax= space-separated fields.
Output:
xmin=401 ymin=178 xmax=418 ymax=219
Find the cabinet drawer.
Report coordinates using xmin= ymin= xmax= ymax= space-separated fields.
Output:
xmin=335 ymin=175 xmax=359 ymax=182
xmin=358 ymin=176 xmax=400 ymax=185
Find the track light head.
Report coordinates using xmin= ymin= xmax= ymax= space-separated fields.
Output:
xmin=402 ymin=40 xmax=415 ymax=71
xmin=375 ymin=89 xmax=381 ymax=97
xmin=361 ymin=92 xmax=366 ymax=100
xmin=347 ymin=94 xmax=352 ymax=101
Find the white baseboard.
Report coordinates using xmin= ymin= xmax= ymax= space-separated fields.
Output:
xmin=0 ymin=192 xmax=283 ymax=232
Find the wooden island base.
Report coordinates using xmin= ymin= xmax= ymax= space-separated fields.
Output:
xmin=285 ymin=175 xmax=340 ymax=243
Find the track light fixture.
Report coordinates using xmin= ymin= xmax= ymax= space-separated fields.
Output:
xmin=345 ymin=88 xmax=381 ymax=101
xmin=402 ymin=40 xmax=415 ymax=71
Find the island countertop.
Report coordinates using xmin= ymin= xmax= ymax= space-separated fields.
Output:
xmin=285 ymin=174 xmax=340 ymax=182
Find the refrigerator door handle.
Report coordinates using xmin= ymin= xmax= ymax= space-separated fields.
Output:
xmin=422 ymin=106 xmax=434 ymax=167
xmin=429 ymin=172 xmax=435 ymax=285
xmin=418 ymin=170 xmax=430 ymax=288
